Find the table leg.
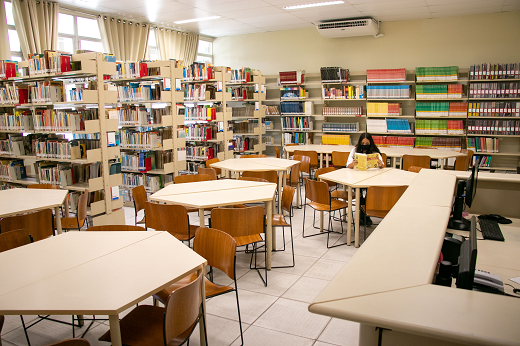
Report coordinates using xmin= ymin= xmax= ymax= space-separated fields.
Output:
xmin=109 ymin=315 xmax=122 ymax=346
xmin=392 ymin=157 xmax=397 ymax=168
xmin=199 ymin=264 xmax=207 ymax=346
xmin=63 ymin=195 xmax=70 ymax=218
xmin=55 ymin=206 xmax=63 ymax=235
xmin=320 ymin=210 xmax=324 ymax=232
xmin=265 ymin=199 xmax=273 ymax=270
xmin=325 ymin=154 xmax=329 ymax=167
xmin=199 ymin=208 xmax=205 ymax=228
xmin=342 ymin=185 xmax=347 ymax=221
xmin=346 ymin=186 xmax=352 ymax=246
xmin=277 ymin=172 xmax=283 ymax=214
xmin=440 ymin=159 xmax=445 ymax=169
xmin=319 ymin=153 xmax=323 ymax=168
xmin=355 ymin=188 xmax=360 ymax=248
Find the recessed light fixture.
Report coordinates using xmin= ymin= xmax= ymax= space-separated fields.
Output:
xmin=283 ymin=1 xmax=344 ymax=10
xmin=174 ymin=16 xmax=221 ymax=24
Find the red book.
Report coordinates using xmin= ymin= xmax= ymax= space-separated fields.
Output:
xmin=207 ymin=67 xmax=213 ymax=80
xmin=246 ymin=72 xmax=251 ymax=83
xmin=207 ymin=148 xmax=213 ymax=160
xmin=18 ymin=87 xmax=29 ymax=104
xmin=59 ymin=55 xmax=71 ymax=73
xmin=144 ymin=156 xmax=151 ymax=171
xmin=5 ymin=62 xmax=17 ymax=78
xmin=242 ymin=89 xmax=247 ymax=100
xmin=139 ymin=63 xmax=148 ymax=77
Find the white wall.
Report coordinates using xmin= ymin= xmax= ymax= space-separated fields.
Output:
xmin=214 ymin=11 xmax=520 ymax=74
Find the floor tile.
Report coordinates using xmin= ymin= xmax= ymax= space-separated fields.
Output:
xmin=254 ymin=298 xmax=331 ymax=340
xmin=230 ymin=325 xmax=315 ymax=346
xmin=321 ymin=243 xmax=358 ymax=262
xmin=206 ymin=289 xmax=277 ymax=324
xmin=314 ymin=341 xmax=340 ymax=346
xmin=236 ymin=270 xmax=300 ymax=297
xmin=318 ymin=318 xmax=360 ymax=346
xmin=188 ymin=314 xmax=250 ymax=346
xmin=271 ymin=253 xmax=318 ymax=276
xmin=292 ymin=235 xmax=334 ymax=258
xmin=304 ymin=259 xmax=347 ymax=281
xmin=282 ymin=276 xmax=331 ymax=303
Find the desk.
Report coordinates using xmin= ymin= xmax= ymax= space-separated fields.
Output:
xmin=0 ymin=231 xmax=207 ymax=346
xmin=319 ymin=168 xmax=417 ymax=247
xmin=309 ymin=169 xmax=520 ymax=346
xmin=150 ymin=179 xmax=278 ymax=269
xmin=0 ymin=188 xmax=68 ymax=235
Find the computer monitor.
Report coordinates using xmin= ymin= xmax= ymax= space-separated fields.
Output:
xmin=456 ymin=216 xmax=478 ymax=290
xmin=448 ymin=157 xmax=481 ymax=230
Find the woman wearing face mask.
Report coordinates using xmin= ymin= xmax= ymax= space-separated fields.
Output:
xmin=346 ymin=133 xmax=384 ymax=169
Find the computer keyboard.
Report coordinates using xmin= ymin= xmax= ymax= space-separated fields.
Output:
xmin=479 ymin=218 xmax=505 ymax=241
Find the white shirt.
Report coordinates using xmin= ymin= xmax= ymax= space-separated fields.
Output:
xmin=346 ymin=148 xmax=383 ymax=167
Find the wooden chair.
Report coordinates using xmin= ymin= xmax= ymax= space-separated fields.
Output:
xmin=211 ymin=206 xmax=267 ymax=285
xmin=153 ymin=227 xmax=244 ymax=345
xmin=197 ymin=166 xmax=218 ymax=180
xmin=303 ymin=178 xmax=348 ymax=248
xmin=401 ymin=154 xmax=431 ymax=171
xmin=206 ymin=157 xmax=222 ymax=176
xmin=453 ymin=155 xmax=472 ymax=171
xmin=285 ymin=161 xmax=301 ymax=208
xmin=315 ymin=166 xmax=348 ymax=201
xmin=60 ymin=190 xmax=89 ymax=232
xmin=237 ymin=176 xmax=268 ymax=183
xmin=408 ymin=166 xmax=424 ymax=173
xmin=27 ymin=184 xmax=60 ymax=189
xmin=46 ymin=339 xmax=91 ymax=346
xmin=174 ymin=173 xmax=211 ymax=184
xmin=381 ymin=152 xmax=388 ymax=167
xmin=241 ymin=170 xmax=277 ymax=184
xmin=86 ymin=225 xmax=146 ymax=231
xmin=99 ymin=270 xmax=207 ymax=346
xmin=144 ymin=202 xmax=197 ymax=247
xmin=132 ymin=185 xmax=147 ymax=226
xmin=361 ymin=185 xmax=408 ymax=241
xmin=272 ymin=186 xmax=296 ymax=268
xmin=332 ymin=151 xmax=349 ymax=168
xmin=0 ymin=229 xmax=32 ymax=253
xmin=294 ymin=150 xmax=319 ymax=178
xmin=283 ymin=143 xmax=300 ymax=159
xmin=239 ymin=154 xmax=267 ymax=158
xmin=274 ymin=146 xmax=280 ymax=158
xmin=0 ymin=209 xmax=53 ymax=242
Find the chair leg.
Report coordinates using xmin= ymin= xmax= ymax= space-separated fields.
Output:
xmin=20 ymin=316 xmax=31 ymax=346
xmin=328 ymin=209 xmax=348 ymax=249
xmin=234 ymin=279 xmax=244 ymax=346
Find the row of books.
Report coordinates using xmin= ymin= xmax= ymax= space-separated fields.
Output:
xmin=183 ymin=83 xmax=220 ymax=101
xmin=120 ymin=129 xmax=168 ymax=149
xmin=323 ymin=106 xmax=363 ymax=116
xmin=232 ymin=136 xmax=259 ymax=152
xmin=33 ymin=138 xmax=99 ymax=159
xmin=231 ymin=105 xmax=255 ymax=118
xmin=320 ymin=67 xmax=349 ymax=83
xmin=468 ymin=83 xmax=519 ymax=99
xmin=230 ymin=67 xmax=254 ymax=83
xmin=29 ymin=81 xmax=63 ymax=103
xmin=185 ymin=124 xmax=218 ymax=141
xmin=37 ymin=161 xmax=101 ymax=186
xmin=265 ymin=120 xmax=275 ymax=130
xmin=183 ymin=62 xmax=215 ymax=81
xmin=183 ymin=105 xmax=219 ymax=121
xmin=414 ymin=137 xmax=462 ymax=149
xmin=366 ymin=102 xmax=401 ymax=116
xmin=366 ymin=68 xmax=406 ymax=82
xmin=112 ymin=61 xmax=172 ymax=80
xmin=469 ymin=63 xmax=520 ymax=80
xmin=415 ymin=84 xmax=464 ymax=99
xmin=280 ymin=101 xmax=313 ymax=115
xmin=282 ymin=132 xmax=309 ymax=144
xmin=117 ymin=106 xmax=167 ymax=126
xmin=233 ymin=119 xmax=261 ymax=134
xmin=415 ymin=119 xmax=465 ymax=135
xmin=121 ymin=151 xmax=173 ymax=172
xmin=321 ymin=134 xmax=350 ymax=145
xmin=322 ymin=85 xmax=364 ymax=99
xmin=468 ymin=101 xmax=520 ymax=117
xmin=28 ymin=52 xmax=71 ymax=76
xmin=366 ymin=85 xmax=410 ymax=99
xmin=281 ymin=116 xmax=313 ymax=131
xmin=117 ymin=82 xmax=163 ymax=102
xmin=322 ymin=122 xmax=359 ymax=133
xmin=122 ymin=173 xmax=162 ymax=193
xmin=0 ymin=60 xmax=18 ymax=79
xmin=416 ymin=66 xmax=458 ymax=81
xmin=266 ymin=105 xmax=280 ymax=115
xmin=228 ymin=86 xmax=258 ymax=100
xmin=186 ymin=145 xmax=215 ymax=160
xmin=33 ymin=108 xmax=98 ymax=132
xmin=280 ymin=86 xmax=308 ymax=100
xmin=366 ymin=118 xmax=412 ymax=134
xmin=416 ymin=102 xmax=468 ymax=117
xmin=0 ymin=83 xmax=18 ymax=104
xmin=474 ymin=155 xmax=492 ymax=168
xmin=0 ymin=160 xmax=25 ymax=181
xmin=263 ymin=136 xmax=275 ymax=145
xmin=467 ymin=119 xmax=520 ymax=135
xmin=372 ymin=136 xmax=415 ymax=148
xmin=466 ymin=137 xmax=499 ymax=153
xmin=279 ymin=70 xmax=305 ymax=85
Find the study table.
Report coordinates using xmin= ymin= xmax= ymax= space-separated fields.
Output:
xmin=149 ymin=179 xmax=278 ymax=269
xmin=0 ymin=231 xmax=207 ymax=346
xmin=0 ymin=188 xmax=68 ymax=235
xmin=309 ymin=169 xmax=520 ymax=346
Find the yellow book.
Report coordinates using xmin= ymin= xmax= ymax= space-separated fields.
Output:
xmin=355 ymin=153 xmax=379 ymax=170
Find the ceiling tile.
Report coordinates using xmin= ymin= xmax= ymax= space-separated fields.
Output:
xmin=262 ymin=0 xmax=320 ymax=6
xmin=200 ymin=27 xmax=267 ymax=37
xmin=504 ymin=0 xmax=520 ymax=4
xmin=288 ymin=4 xmax=363 ymax=21
xmin=176 ymin=0 xmax=238 ymax=5
xmin=347 ymin=0 xmax=407 ymax=3
xmin=431 ymin=6 xmax=503 ymax=17
xmin=354 ymin=0 xmax=428 ymax=12
xmin=193 ymin=0 xmax=272 ymax=13
xmin=425 ymin=0 xmax=499 ymax=5
xmin=259 ymin=23 xmax=314 ymax=31
xmin=376 ymin=12 xmax=433 ymax=21
xmin=361 ymin=6 xmax=432 ymax=16
xmin=154 ymin=8 xmax=215 ymax=22
xmin=503 ymin=4 xmax=520 ymax=11
xmin=181 ymin=19 xmax=247 ymax=30
xmin=218 ymin=7 xmax=286 ymax=20
xmin=428 ymin=0 xmax=505 ymax=12
xmin=235 ymin=12 xmax=307 ymax=25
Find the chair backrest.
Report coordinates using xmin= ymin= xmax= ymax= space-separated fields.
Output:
xmin=293 ymin=154 xmax=311 ymax=174
xmin=144 ymin=202 xmax=190 ymax=238
xmin=164 ymin=270 xmax=203 ymax=344
xmin=288 ymin=162 xmax=300 ymax=185
xmin=194 ymin=227 xmax=237 ymax=280
xmin=211 ymin=206 xmax=264 ymax=238
xmin=132 ymin=185 xmax=148 ymax=214
xmin=381 ymin=152 xmax=388 ymax=167
xmin=241 ymin=170 xmax=277 ymax=184
xmin=27 ymin=184 xmax=60 ymax=189
xmin=408 ymin=166 xmax=424 ymax=173
xmin=401 ymin=155 xmax=431 ymax=171
xmin=174 ymin=174 xmax=211 ymax=184
xmin=460 ymin=149 xmax=474 ymax=162
xmin=77 ymin=190 xmax=89 ymax=224
xmin=294 ymin=150 xmax=318 ymax=168
xmin=274 ymin=146 xmax=280 ymax=158
xmin=0 ymin=314 xmax=4 ymax=346
xmin=281 ymin=186 xmax=296 ymax=214
xmin=0 ymin=209 xmax=53 ymax=242
xmin=237 ymin=176 xmax=269 ymax=183
xmin=315 ymin=167 xmax=336 ymax=188
xmin=454 ymin=155 xmax=472 ymax=171
xmin=239 ymin=154 xmax=267 ymax=158
xmin=304 ymin=178 xmax=330 ymax=205
xmin=0 ymin=229 xmax=32 ymax=253
xmin=331 ymin=151 xmax=349 ymax=167
xmin=86 ymin=225 xmax=146 ymax=231
xmin=46 ymin=339 xmax=91 ymax=346
xmin=206 ymin=158 xmax=221 ymax=175
xmin=197 ymin=167 xmax=217 ymax=180
xmin=366 ymin=186 xmax=408 ymax=217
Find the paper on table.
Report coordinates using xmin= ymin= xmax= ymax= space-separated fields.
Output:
xmin=510 ymin=276 xmax=520 ymax=285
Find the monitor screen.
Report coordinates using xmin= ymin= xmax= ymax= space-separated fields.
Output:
xmin=456 ymin=216 xmax=478 ymax=290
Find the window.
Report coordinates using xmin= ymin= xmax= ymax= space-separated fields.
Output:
xmin=147 ymin=29 xmax=160 ymax=60
xmin=4 ymin=1 xmax=22 ymax=61
xmin=196 ymin=38 xmax=213 ymax=64
xmin=58 ymin=11 xmax=103 ymax=54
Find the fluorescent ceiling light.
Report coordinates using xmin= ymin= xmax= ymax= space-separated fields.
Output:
xmin=283 ymin=1 xmax=344 ymax=10
xmin=174 ymin=16 xmax=220 ymax=24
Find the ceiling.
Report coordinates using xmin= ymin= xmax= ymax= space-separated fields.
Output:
xmin=55 ymin=0 xmax=520 ymax=37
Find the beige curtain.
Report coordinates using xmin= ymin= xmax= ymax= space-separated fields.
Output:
xmin=98 ymin=16 xmax=149 ymax=61
xmin=0 ymin=1 xmax=10 ymax=60
xmin=155 ymin=27 xmax=199 ymax=65
xmin=12 ymin=0 xmax=59 ymax=59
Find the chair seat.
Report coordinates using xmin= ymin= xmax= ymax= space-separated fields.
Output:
xmin=366 ymin=209 xmax=390 ymax=219
xmin=308 ymin=199 xmax=348 ymax=212
xmin=99 ymin=305 xmax=196 ymax=346
xmin=234 ymin=234 xmax=263 ymax=247
xmin=136 ymin=215 xmax=145 ymax=224
xmin=154 ymin=272 xmax=235 ymax=306
xmin=331 ymin=190 xmax=348 ymax=200
xmin=171 ymin=225 xmax=198 ymax=241
xmin=60 ymin=217 xmax=84 ymax=230
xmin=272 ymin=214 xmax=290 ymax=227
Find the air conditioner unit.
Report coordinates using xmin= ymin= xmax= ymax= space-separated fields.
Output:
xmin=316 ymin=17 xmax=380 ymax=38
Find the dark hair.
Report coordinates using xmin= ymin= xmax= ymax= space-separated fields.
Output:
xmin=355 ymin=133 xmax=381 ymax=154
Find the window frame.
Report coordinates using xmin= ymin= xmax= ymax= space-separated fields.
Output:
xmin=196 ymin=36 xmax=214 ymax=64
xmin=4 ymin=1 xmax=22 ymax=60
xmin=58 ymin=8 xmax=103 ymax=54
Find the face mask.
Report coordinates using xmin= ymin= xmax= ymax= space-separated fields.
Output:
xmin=360 ymin=144 xmax=371 ymax=153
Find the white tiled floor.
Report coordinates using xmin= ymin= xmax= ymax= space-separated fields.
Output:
xmin=1 ymin=194 xmax=378 ymax=346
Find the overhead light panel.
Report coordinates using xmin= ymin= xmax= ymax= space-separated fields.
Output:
xmin=174 ymin=16 xmax=221 ymax=24
xmin=283 ymin=1 xmax=344 ymax=10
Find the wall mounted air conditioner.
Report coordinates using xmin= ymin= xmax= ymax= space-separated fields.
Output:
xmin=316 ymin=17 xmax=380 ymax=38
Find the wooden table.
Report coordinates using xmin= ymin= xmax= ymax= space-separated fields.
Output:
xmin=0 ymin=188 xmax=68 ymax=235
xmin=319 ymin=168 xmax=418 ymax=247
xmin=0 ymin=231 xmax=207 ymax=346
xmin=209 ymin=158 xmax=299 ymax=213
xmin=150 ymin=179 xmax=278 ymax=269
xmin=309 ymin=169 xmax=520 ymax=346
